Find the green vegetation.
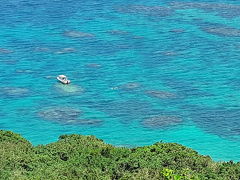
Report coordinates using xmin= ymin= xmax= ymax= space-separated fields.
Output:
xmin=0 ymin=130 xmax=239 ymax=179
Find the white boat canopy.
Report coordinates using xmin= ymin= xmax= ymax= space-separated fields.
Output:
xmin=58 ymin=75 xmax=67 ymax=78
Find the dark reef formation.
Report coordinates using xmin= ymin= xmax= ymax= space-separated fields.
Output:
xmin=142 ymin=115 xmax=182 ymax=129
xmin=116 ymin=5 xmax=174 ymax=17
xmin=116 ymin=82 xmax=141 ymax=91
xmin=169 ymin=2 xmax=240 ymax=18
xmin=38 ymin=106 xmax=103 ymax=126
xmin=55 ymin=47 xmax=77 ymax=54
xmin=201 ymin=24 xmax=240 ymax=37
xmin=76 ymin=119 xmax=103 ymax=126
xmin=64 ymin=30 xmax=95 ymax=38
xmin=188 ymin=106 xmax=240 ymax=138
xmin=0 ymin=48 xmax=13 ymax=54
xmin=145 ymin=90 xmax=176 ymax=99
xmin=0 ymin=87 xmax=30 ymax=98
xmin=38 ymin=106 xmax=82 ymax=124
xmin=85 ymin=63 xmax=102 ymax=68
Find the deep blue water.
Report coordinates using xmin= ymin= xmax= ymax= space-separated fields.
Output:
xmin=0 ymin=0 xmax=240 ymax=161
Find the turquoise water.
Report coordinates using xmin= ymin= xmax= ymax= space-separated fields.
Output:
xmin=0 ymin=0 xmax=240 ymax=161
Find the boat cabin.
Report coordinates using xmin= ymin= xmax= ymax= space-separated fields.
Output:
xmin=57 ymin=75 xmax=71 ymax=84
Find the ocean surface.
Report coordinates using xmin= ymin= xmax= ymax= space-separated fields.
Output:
xmin=0 ymin=0 xmax=240 ymax=161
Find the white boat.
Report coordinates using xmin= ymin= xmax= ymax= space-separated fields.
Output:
xmin=57 ymin=75 xmax=71 ymax=84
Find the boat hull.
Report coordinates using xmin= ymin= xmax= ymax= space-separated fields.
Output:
xmin=57 ymin=77 xmax=70 ymax=84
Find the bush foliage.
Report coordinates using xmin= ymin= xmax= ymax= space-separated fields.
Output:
xmin=0 ymin=130 xmax=239 ymax=179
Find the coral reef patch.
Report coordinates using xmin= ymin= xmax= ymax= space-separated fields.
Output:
xmin=64 ymin=31 xmax=95 ymax=38
xmin=145 ymin=90 xmax=176 ymax=99
xmin=55 ymin=47 xmax=77 ymax=54
xmin=54 ymin=84 xmax=84 ymax=95
xmin=142 ymin=115 xmax=182 ymax=129
xmin=0 ymin=87 xmax=30 ymax=98
xmin=38 ymin=106 xmax=82 ymax=124
xmin=0 ymin=48 xmax=13 ymax=54
xmin=115 ymin=82 xmax=141 ymax=91
xmin=169 ymin=2 xmax=240 ymax=18
xmin=77 ymin=119 xmax=103 ymax=126
xmin=116 ymin=5 xmax=174 ymax=17
xmin=201 ymin=24 xmax=240 ymax=37
xmin=189 ymin=106 xmax=240 ymax=138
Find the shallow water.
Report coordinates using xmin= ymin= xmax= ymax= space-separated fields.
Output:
xmin=0 ymin=0 xmax=240 ymax=161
